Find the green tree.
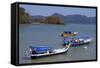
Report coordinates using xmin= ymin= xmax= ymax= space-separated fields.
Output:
xmin=45 ymin=16 xmax=63 ymax=24
xmin=19 ymin=7 xmax=31 ymax=24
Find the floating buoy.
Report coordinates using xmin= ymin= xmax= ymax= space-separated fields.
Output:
xmin=84 ymin=46 xmax=87 ymax=49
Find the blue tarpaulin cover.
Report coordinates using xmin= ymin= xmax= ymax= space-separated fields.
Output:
xmin=30 ymin=46 xmax=51 ymax=53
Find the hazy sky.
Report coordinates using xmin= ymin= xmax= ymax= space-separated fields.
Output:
xmin=19 ymin=4 xmax=96 ymax=17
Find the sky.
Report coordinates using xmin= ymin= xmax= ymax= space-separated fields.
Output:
xmin=19 ymin=4 xmax=96 ymax=17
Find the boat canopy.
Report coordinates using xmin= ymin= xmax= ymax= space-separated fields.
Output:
xmin=63 ymin=31 xmax=71 ymax=34
xmin=63 ymin=31 xmax=78 ymax=35
xmin=30 ymin=46 xmax=51 ymax=53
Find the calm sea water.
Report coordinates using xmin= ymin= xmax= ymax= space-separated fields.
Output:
xmin=19 ymin=24 xmax=96 ymax=64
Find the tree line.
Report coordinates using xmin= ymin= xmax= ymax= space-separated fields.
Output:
xmin=19 ymin=7 xmax=31 ymax=24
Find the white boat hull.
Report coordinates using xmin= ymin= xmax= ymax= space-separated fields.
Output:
xmin=30 ymin=44 xmax=71 ymax=58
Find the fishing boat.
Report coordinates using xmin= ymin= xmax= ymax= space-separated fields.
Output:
xmin=63 ymin=36 xmax=92 ymax=46
xmin=61 ymin=31 xmax=78 ymax=38
xmin=25 ymin=44 xmax=71 ymax=59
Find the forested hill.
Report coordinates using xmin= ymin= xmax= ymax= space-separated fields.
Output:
xmin=19 ymin=7 xmax=96 ymax=24
xmin=19 ymin=7 xmax=63 ymax=24
xmin=31 ymin=13 xmax=96 ymax=24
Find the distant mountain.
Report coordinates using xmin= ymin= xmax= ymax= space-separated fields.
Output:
xmin=52 ymin=13 xmax=65 ymax=22
xmin=65 ymin=15 xmax=96 ymax=24
xmin=52 ymin=13 xmax=65 ymax=18
xmin=31 ymin=13 xmax=96 ymax=24
xmin=31 ymin=14 xmax=64 ymax=24
xmin=87 ymin=17 xmax=96 ymax=24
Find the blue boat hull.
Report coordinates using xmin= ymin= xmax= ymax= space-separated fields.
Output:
xmin=63 ymin=36 xmax=92 ymax=46
xmin=71 ymin=42 xmax=90 ymax=46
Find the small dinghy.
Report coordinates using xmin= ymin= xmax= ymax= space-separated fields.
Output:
xmin=61 ymin=31 xmax=78 ymax=38
xmin=25 ymin=44 xmax=71 ymax=59
xmin=63 ymin=36 xmax=92 ymax=46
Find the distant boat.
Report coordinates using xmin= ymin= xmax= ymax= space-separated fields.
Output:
xmin=61 ymin=31 xmax=78 ymax=38
xmin=25 ymin=44 xmax=71 ymax=59
xmin=63 ymin=36 xmax=92 ymax=46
